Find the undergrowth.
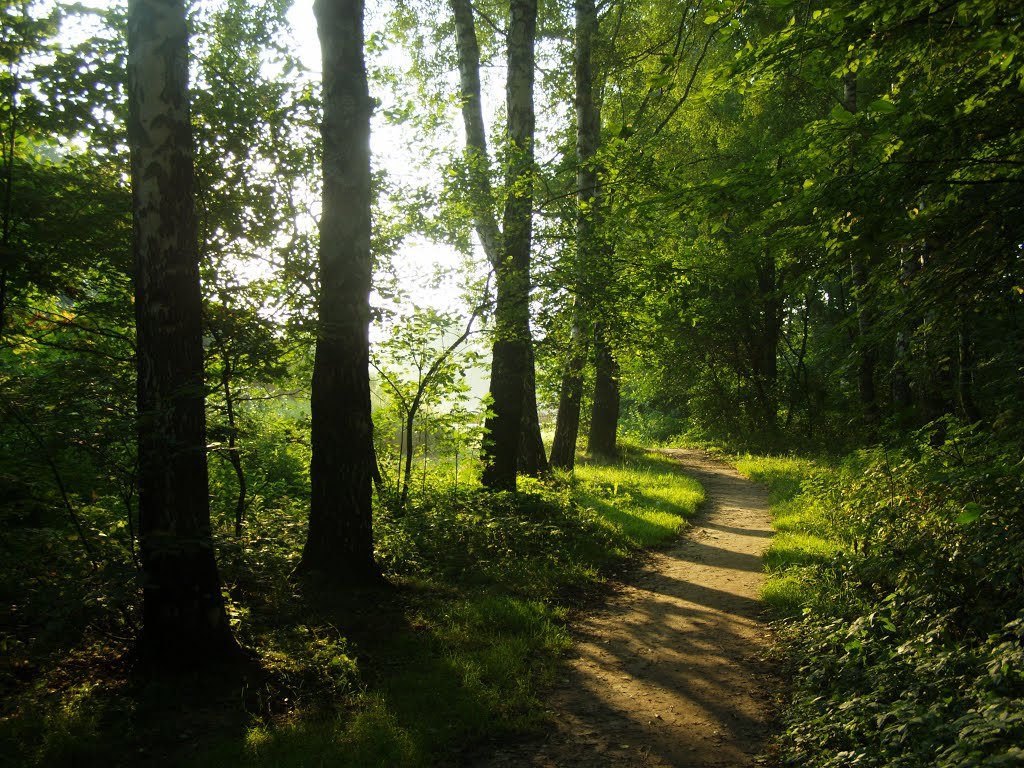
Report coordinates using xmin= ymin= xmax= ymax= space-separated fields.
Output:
xmin=737 ymin=421 xmax=1024 ymax=767
xmin=1 ymin=447 xmax=702 ymax=767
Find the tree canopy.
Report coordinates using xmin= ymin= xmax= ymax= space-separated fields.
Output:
xmin=1 ymin=0 xmax=1022 ymax=763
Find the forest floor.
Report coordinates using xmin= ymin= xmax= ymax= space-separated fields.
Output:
xmin=471 ymin=448 xmax=779 ymax=768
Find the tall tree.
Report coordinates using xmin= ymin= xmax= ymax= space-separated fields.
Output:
xmin=1 ymin=0 xmax=57 ymax=342
xmin=587 ymin=322 xmax=619 ymax=456
xmin=549 ymin=0 xmax=598 ymax=471
xmin=449 ymin=0 xmax=545 ymax=485
xmin=191 ymin=0 xmax=318 ymax=538
xmin=449 ymin=0 xmax=500 ymax=263
xmin=474 ymin=0 xmax=539 ymax=490
xmin=299 ymin=0 xmax=383 ymax=584
xmin=517 ymin=351 xmax=548 ymax=476
xmin=126 ymin=0 xmax=235 ymax=659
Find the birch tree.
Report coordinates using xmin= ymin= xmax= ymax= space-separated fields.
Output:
xmin=449 ymin=0 xmax=541 ymax=489
xmin=550 ymin=0 xmax=598 ymax=470
xmin=126 ymin=0 xmax=236 ymax=659
xmin=299 ymin=0 xmax=383 ymax=584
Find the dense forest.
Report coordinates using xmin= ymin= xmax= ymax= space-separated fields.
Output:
xmin=2 ymin=0 xmax=1022 ymax=765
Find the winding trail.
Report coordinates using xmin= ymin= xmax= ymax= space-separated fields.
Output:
xmin=475 ymin=448 xmax=777 ymax=767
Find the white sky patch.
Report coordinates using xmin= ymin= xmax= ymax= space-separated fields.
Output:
xmin=286 ymin=0 xmax=484 ymax=315
xmin=55 ymin=0 xmax=493 ymax=394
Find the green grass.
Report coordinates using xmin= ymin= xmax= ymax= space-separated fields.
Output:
xmin=733 ymin=454 xmax=844 ymax=617
xmin=734 ymin=430 xmax=1024 ymax=767
xmin=575 ymin=448 xmax=704 ymax=549
xmin=2 ymin=449 xmax=704 ymax=767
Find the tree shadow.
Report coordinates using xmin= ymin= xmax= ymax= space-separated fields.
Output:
xmin=700 ymin=520 xmax=774 ymax=538
xmin=664 ymin=538 xmax=767 ymax=574
xmin=470 ymin=577 xmax=777 ymax=768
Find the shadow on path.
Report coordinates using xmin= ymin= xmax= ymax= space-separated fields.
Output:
xmin=470 ymin=448 xmax=779 ymax=768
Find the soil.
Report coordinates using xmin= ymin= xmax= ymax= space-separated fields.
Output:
xmin=472 ymin=448 xmax=778 ymax=767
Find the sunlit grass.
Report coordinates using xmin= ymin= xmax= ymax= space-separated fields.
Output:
xmin=733 ymin=454 xmax=844 ymax=617
xmin=733 ymin=455 xmax=813 ymax=505
xmin=576 ymin=448 xmax=705 ymax=548
xmin=4 ymin=448 xmax=707 ymax=768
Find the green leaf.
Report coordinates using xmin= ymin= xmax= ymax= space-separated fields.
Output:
xmin=704 ymin=13 xmax=720 ymax=24
xmin=830 ymin=104 xmax=855 ymax=122
xmin=650 ymin=72 xmax=674 ymax=89
xmin=956 ymin=503 xmax=983 ymax=525
xmin=867 ymin=99 xmax=897 ymax=113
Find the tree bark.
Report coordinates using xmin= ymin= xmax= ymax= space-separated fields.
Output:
xmin=518 ymin=344 xmax=548 ymax=476
xmin=401 ymin=406 xmax=416 ymax=509
xmin=549 ymin=321 xmax=587 ymax=469
xmin=843 ymin=71 xmax=877 ymax=422
xmin=551 ymin=0 xmax=598 ymax=472
xmin=958 ymin=320 xmax=981 ymax=423
xmin=891 ymin=248 xmax=918 ymax=411
xmin=451 ymin=0 xmax=542 ymax=488
xmin=220 ymin=357 xmax=247 ymax=538
xmin=0 ymin=69 xmax=15 ymax=341
xmin=851 ymin=254 xmax=877 ymax=415
xmin=480 ymin=0 xmax=537 ymax=490
xmin=919 ymin=242 xmax=953 ymax=424
xmin=588 ymin=322 xmax=619 ymax=458
xmin=752 ymin=254 xmax=781 ymax=432
xmin=449 ymin=0 xmax=501 ymax=265
xmin=300 ymin=0 xmax=382 ymax=585
xmin=126 ymin=0 xmax=236 ymax=661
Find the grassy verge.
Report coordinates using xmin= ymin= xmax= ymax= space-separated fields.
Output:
xmin=1 ymin=448 xmax=703 ymax=767
xmin=732 ymin=454 xmax=845 ymax=617
xmin=732 ymin=424 xmax=1024 ymax=767
xmin=576 ymin=448 xmax=704 ymax=550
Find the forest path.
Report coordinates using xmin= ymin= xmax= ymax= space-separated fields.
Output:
xmin=473 ymin=448 xmax=777 ymax=767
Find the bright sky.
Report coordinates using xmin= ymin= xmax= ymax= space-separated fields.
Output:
xmin=286 ymin=0 xmax=487 ymax=317
xmin=284 ymin=0 xmax=491 ymax=407
xmin=48 ymin=0 xmax=490 ymax=404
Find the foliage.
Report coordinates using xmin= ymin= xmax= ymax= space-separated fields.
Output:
xmin=606 ymin=0 xmax=1024 ymax=447
xmin=0 ymin=449 xmax=702 ymax=766
xmin=742 ymin=423 xmax=1024 ymax=767
xmin=372 ymin=300 xmax=486 ymax=507
xmin=3 ymin=0 xmax=1024 ymax=763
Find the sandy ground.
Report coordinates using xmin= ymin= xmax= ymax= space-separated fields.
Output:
xmin=472 ymin=448 xmax=778 ymax=767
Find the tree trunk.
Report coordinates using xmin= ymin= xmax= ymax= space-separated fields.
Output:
xmin=851 ymin=253 xmax=877 ymax=416
xmin=0 ymin=70 xmax=15 ymax=341
xmin=449 ymin=0 xmax=501 ymax=264
xmin=551 ymin=0 xmax=598 ymax=472
xmin=220 ymin=358 xmax=247 ymax=538
xmin=919 ymin=242 xmax=953 ymax=424
xmin=843 ymin=71 xmax=877 ymax=422
xmin=126 ymin=0 xmax=236 ymax=661
xmin=588 ymin=322 xmax=619 ymax=458
xmin=549 ymin=322 xmax=586 ymax=469
xmin=482 ymin=270 xmax=530 ymax=490
xmin=891 ymin=248 xmax=918 ymax=411
xmin=480 ymin=0 xmax=537 ymax=490
xmin=401 ymin=405 xmax=416 ymax=509
xmin=958 ymin=320 xmax=981 ymax=423
xmin=518 ymin=343 xmax=548 ymax=476
xmin=300 ymin=0 xmax=382 ymax=585
xmin=752 ymin=255 xmax=781 ymax=432
xmin=783 ymin=293 xmax=812 ymax=432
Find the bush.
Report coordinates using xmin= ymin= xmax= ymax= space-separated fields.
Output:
xmin=754 ymin=422 xmax=1024 ymax=767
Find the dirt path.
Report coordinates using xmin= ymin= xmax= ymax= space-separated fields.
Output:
xmin=474 ymin=448 xmax=777 ymax=767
